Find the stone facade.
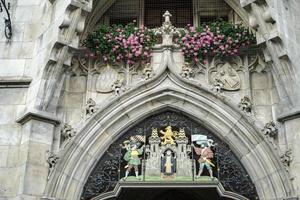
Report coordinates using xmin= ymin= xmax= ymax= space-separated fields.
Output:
xmin=0 ymin=0 xmax=300 ymax=200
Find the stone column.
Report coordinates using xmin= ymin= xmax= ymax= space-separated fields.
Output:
xmin=16 ymin=113 xmax=59 ymax=199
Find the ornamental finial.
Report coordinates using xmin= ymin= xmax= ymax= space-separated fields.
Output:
xmin=163 ymin=11 xmax=172 ymax=23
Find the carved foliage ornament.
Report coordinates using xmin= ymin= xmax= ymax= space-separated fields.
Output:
xmin=46 ymin=151 xmax=59 ymax=179
xmin=85 ymin=98 xmax=97 ymax=117
xmin=153 ymin=11 xmax=183 ymax=47
xmin=280 ymin=149 xmax=292 ymax=171
xmin=262 ymin=121 xmax=278 ymax=139
xmin=238 ymin=96 xmax=253 ymax=114
xmin=61 ymin=123 xmax=76 ymax=141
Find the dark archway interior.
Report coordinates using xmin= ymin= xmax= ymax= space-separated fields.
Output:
xmin=111 ymin=188 xmax=233 ymax=200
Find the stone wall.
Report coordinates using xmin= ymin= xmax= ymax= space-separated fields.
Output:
xmin=0 ymin=0 xmax=299 ymax=199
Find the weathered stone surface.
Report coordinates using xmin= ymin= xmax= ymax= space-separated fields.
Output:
xmin=0 ymin=0 xmax=300 ymax=199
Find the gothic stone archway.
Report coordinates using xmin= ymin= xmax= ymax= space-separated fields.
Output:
xmin=81 ymin=110 xmax=258 ymax=200
xmin=44 ymin=69 xmax=293 ymax=200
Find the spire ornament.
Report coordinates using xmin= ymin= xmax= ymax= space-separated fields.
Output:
xmin=153 ymin=11 xmax=184 ymax=47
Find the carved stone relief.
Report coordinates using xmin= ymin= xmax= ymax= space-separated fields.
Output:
xmin=280 ymin=149 xmax=293 ymax=171
xmin=61 ymin=123 xmax=76 ymax=147
xmin=249 ymin=53 xmax=268 ymax=73
xmin=85 ymin=98 xmax=97 ymax=118
xmin=181 ymin=62 xmax=195 ymax=79
xmin=238 ymin=96 xmax=253 ymax=114
xmin=46 ymin=151 xmax=59 ymax=179
xmin=261 ymin=121 xmax=278 ymax=147
xmin=96 ymin=64 xmax=124 ymax=93
xmin=209 ymin=57 xmax=243 ymax=91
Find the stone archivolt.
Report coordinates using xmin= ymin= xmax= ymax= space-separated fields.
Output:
xmin=9 ymin=1 xmax=298 ymax=200
xmin=43 ymin=42 xmax=294 ymax=200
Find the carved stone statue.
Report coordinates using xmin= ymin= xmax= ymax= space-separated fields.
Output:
xmin=160 ymin=126 xmax=177 ymax=145
xmin=238 ymin=96 xmax=253 ymax=114
xmin=61 ymin=123 xmax=76 ymax=141
xmin=262 ymin=121 xmax=278 ymax=139
xmin=46 ymin=150 xmax=59 ymax=179
xmin=85 ymin=98 xmax=97 ymax=117
xmin=280 ymin=149 xmax=292 ymax=171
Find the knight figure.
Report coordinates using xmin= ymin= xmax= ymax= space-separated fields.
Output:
xmin=192 ymin=134 xmax=215 ymax=179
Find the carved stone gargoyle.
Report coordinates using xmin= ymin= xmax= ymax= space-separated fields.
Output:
xmin=262 ymin=121 xmax=278 ymax=147
xmin=46 ymin=150 xmax=59 ymax=179
xmin=280 ymin=149 xmax=293 ymax=171
xmin=85 ymin=98 xmax=97 ymax=117
xmin=238 ymin=96 xmax=253 ymax=114
xmin=61 ymin=123 xmax=76 ymax=144
xmin=262 ymin=121 xmax=278 ymax=138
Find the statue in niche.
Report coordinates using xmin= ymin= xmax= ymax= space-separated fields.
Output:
xmin=192 ymin=134 xmax=215 ymax=179
xmin=123 ymin=135 xmax=145 ymax=180
xmin=161 ymin=150 xmax=176 ymax=177
xmin=210 ymin=61 xmax=241 ymax=91
xmin=160 ymin=126 xmax=177 ymax=145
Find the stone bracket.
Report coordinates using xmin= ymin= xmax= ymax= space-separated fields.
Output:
xmin=16 ymin=110 xmax=60 ymax=125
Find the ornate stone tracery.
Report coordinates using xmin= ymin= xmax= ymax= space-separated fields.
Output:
xmin=38 ymin=3 xmax=297 ymax=200
xmin=81 ymin=111 xmax=258 ymax=200
xmin=209 ymin=56 xmax=243 ymax=91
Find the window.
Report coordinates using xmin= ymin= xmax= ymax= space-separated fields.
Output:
xmin=97 ymin=0 xmax=239 ymax=28
xmin=144 ymin=0 xmax=193 ymax=28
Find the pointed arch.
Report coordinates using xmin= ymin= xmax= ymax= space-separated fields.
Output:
xmin=44 ymin=69 xmax=293 ymax=199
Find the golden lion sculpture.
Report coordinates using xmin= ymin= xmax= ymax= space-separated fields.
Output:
xmin=160 ymin=126 xmax=177 ymax=145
